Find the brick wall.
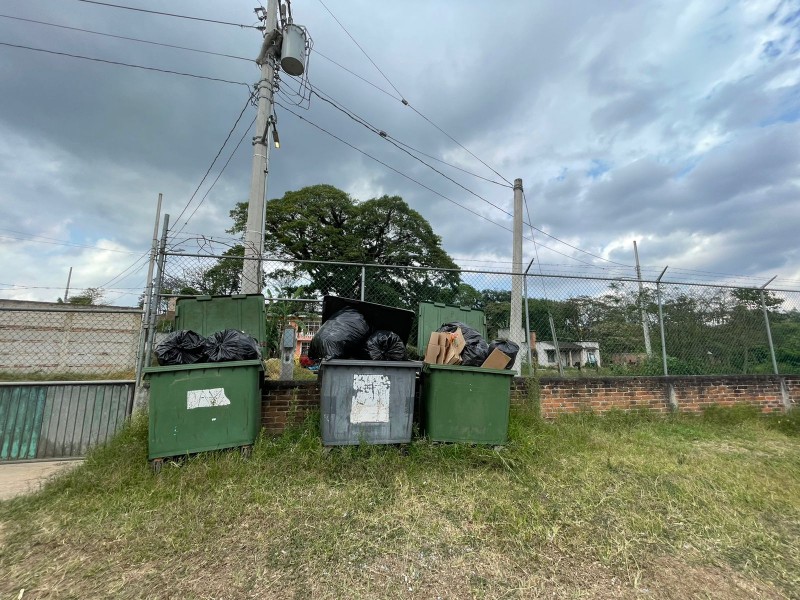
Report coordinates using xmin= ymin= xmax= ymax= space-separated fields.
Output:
xmin=261 ymin=380 xmax=320 ymax=434
xmin=532 ymin=375 xmax=796 ymax=419
xmin=260 ymin=375 xmax=797 ymax=434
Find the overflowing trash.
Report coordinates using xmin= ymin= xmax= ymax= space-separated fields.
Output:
xmin=155 ymin=329 xmax=260 ymax=366
xmin=155 ymin=330 xmax=208 ymax=366
xmin=204 ymin=329 xmax=261 ymax=362
xmin=363 ymin=329 xmax=408 ymax=361
xmin=488 ymin=339 xmax=519 ymax=370
xmin=309 ymin=307 xmax=370 ymax=361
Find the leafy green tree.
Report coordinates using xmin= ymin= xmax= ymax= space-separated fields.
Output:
xmin=228 ymin=184 xmax=460 ymax=307
xmin=65 ymin=287 xmax=105 ymax=306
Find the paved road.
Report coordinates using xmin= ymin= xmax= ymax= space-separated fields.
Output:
xmin=0 ymin=460 xmax=83 ymax=501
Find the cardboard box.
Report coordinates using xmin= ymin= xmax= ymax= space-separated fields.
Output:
xmin=424 ymin=332 xmax=441 ymax=364
xmin=443 ymin=328 xmax=466 ymax=365
xmin=481 ymin=348 xmax=511 ymax=369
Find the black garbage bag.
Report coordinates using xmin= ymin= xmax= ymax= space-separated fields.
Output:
xmin=204 ymin=329 xmax=261 ymax=362
xmin=155 ymin=330 xmax=207 ymax=366
xmin=489 ymin=339 xmax=520 ymax=369
xmin=310 ymin=307 xmax=370 ymax=361
xmin=437 ymin=321 xmax=490 ymax=367
xmin=364 ymin=330 xmax=407 ymax=361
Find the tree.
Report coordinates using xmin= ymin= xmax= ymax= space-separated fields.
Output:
xmin=228 ymin=184 xmax=460 ymax=307
xmin=65 ymin=287 xmax=105 ymax=306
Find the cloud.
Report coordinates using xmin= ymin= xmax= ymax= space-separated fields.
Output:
xmin=1 ymin=0 xmax=799 ymax=305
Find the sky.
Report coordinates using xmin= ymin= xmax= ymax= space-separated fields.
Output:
xmin=1 ymin=0 xmax=799 ymax=306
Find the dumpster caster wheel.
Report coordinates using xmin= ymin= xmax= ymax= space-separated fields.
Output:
xmin=493 ymin=445 xmax=505 ymax=452
xmin=240 ymin=445 xmax=253 ymax=459
xmin=151 ymin=459 xmax=163 ymax=475
xmin=398 ymin=444 xmax=409 ymax=456
xmin=322 ymin=446 xmax=332 ymax=456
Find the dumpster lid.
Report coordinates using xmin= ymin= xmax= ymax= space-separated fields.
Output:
xmin=175 ymin=294 xmax=266 ymax=344
xmin=321 ymin=359 xmax=423 ymax=370
xmin=417 ymin=301 xmax=486 ymax=357
xmin=423 ymin=362 xmax=513 ymax=376
xmin=322 ymin=296 xmax=415 ymax=344
xmin=143 ymin=358 xmax=264 ymax=375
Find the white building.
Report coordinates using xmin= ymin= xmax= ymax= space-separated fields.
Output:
xmin=534 ymin=340 xmax=601 ymax=368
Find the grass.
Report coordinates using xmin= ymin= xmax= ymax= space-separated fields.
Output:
xmin=0 ymin=370 xmax=136 ymax=382
xmin=1 ymin=407 xmax=799 ymax=599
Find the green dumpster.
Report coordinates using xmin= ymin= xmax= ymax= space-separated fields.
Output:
xmin=145 ymin=360 xmax=262 ymax=460
xmin=418 ymin=302 xmax=514 ymax=445
xmin=144 ymin=294 xmax=266 ymax=467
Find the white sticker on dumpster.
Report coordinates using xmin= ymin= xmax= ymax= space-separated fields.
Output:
xmin=350 ymin=374 xmax=390 ymax=423
xmin=187 ymin=388 xmax=231 ymax=409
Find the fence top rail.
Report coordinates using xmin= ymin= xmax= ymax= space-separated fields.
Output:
xmin=162 ymin=252 xmax=800 ymax=293
xmin=0 ymin=380 xmax=136 ymax=386
xmin=0 ymin=306 xmax=143 ymax=314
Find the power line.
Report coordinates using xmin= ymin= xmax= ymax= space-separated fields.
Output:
xmin=315 ymin=0 xmax=404 ymax=100
xmin=0 ymin=232 xmax=141 ymax=254
xmin=313 ymin=0 xmax=512 ymax=187
xmin=306 ymin=86 xmax=626 ymax=268
xmin=173 ymin=114 xmax=257 ymax=237
xmin=73 ymin=0 xmax=257 ymax=29
xmin=0 ymin=14 xmax=253 ymax=61
xmin=274 ymin=100 xmax=595 ymax=266
xmin=311 ymin=49 xmax=401 ymax=101
xmin=0 ymin=41 xmax=251 ymax=88
xmin=97 ymin=251 xmax=150 ymax=289
xmin=171 ymin=94 xmax=255 ymax=231
xmin=309 ymin=86 xmax=510 ymax=188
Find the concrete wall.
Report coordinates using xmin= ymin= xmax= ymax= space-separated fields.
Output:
xmin=0 ymin=301 xmax=142 ymax=376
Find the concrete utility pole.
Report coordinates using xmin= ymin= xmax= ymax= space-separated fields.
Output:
xmin=510 ymin=178 xmax=525 ymax=374
xmin=242 ymin=0 xmax=279 ymax=294
xmin=63 ymin=267 xmax=72 ymax=303
xmin=633 ymin=240 xmax=652 ymax=357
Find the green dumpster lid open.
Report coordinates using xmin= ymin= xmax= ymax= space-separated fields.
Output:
xmin=417 ymin=301 xmax=486 ymax=356
xmin=175 ymin=294 xmax=266 ymax=344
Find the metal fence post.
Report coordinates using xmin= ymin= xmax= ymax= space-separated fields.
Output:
xmin=144 ymin=214 xmax=170 ymax=372
xmin=656 ymin=267 xmax=669 ymax=376
xmin=760 ymin=279 xmax=779 ymax=375
xmin=548 ymin=312 xmax=563 ymax=377
xmin=523 ymin=261 xmax=534 ymax=376
xmin=360 ymin=266 xmax=366 ymax=301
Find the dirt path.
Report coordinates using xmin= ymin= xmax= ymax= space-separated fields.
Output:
xmin=0 ymin=460 xmax=83 ymax=501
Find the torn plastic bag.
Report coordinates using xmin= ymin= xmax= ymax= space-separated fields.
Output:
xmin=489 ymin=339 xmax=520 ymax=369
xmin=155 ymin=330 xmax=208 ymax=366
xmin=437 ymin=321 xmax=490 ymax=367
xmin=364 ymin=330 xmax=407 ymax=361
xmin=204 ymin=329 xmax=261 ymax=362
xmin=309 ymin=307 xmax=370 ymax=361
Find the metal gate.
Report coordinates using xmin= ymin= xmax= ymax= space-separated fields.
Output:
xmin=0 ymin=381 xmax=134 ymax=460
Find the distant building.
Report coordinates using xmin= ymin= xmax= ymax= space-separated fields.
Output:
xmin=534 ymin=340 xmax=600 ymax=368
xmin=288 ymin=319 xmax=321 ymax=358
xmin=498 ymin=328 xmax=601 ymax=368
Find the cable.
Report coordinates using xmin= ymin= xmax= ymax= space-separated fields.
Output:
xmin=0 ymin=14 xmax=253 ymax=61
xmin=308 ymin=86 xmax=510 ymax=188
xmin=0 ymin=232 xmax=141 ymax=254
xmin=315 ymin=0 xmax=404 ymax=100
xmin=97 ymin=251 xmax=150 ymax=289
xmin=311 ymin=49 xmax=401 ymax=101
xmin=521 ymin=191 xmax=632 ymax=267
xmin=173 ymin=114 xmax=257 ymax=237
xmin=74 ymin=0 xmax=257 ymax=29
xmin=307 ymin=86 xmax=629 ymax=267
xmin=313 ymin=0 xmax=513 ymax=188
xmin=171 ymin=94 xmax=255 ymax=231
xmin=274 ymin=100 xmax=595 ymax=266
xmin=0 ymin=42 xmax=251 ymax=88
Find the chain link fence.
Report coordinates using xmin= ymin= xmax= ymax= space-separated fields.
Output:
xmin=0 ymin=302 xmax=142 ymax=381
xmin=149 ymin=251 xmax=800 ymax=378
